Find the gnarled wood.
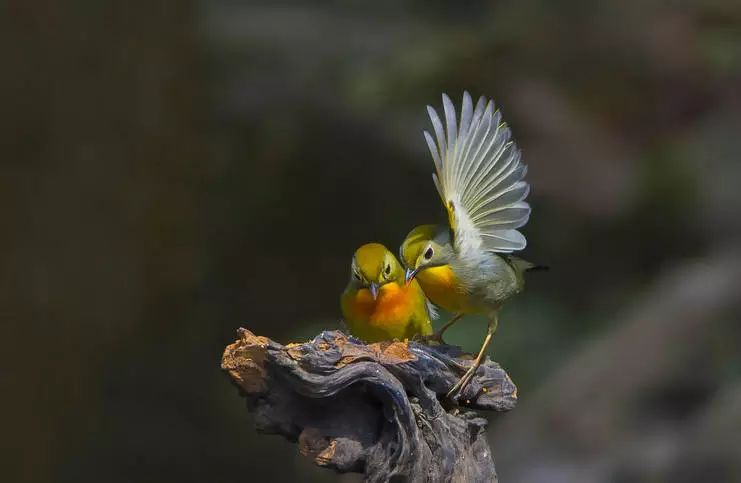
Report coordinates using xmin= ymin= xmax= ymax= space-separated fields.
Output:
xmin=221 ymin=329 xmax=517 ymax=482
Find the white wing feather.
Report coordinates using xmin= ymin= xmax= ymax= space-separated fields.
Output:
xmin=424 ymin=92 xmax=531 ymax=255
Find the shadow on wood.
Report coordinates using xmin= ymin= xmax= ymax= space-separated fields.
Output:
xmin=221 ymin=329 xmax=517 ymax=482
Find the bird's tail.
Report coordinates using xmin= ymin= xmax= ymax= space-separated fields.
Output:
xmin=507 ymin=256 xmax=549 ymax=274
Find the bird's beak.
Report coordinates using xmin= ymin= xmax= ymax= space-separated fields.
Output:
xmin=405 ymin=268 xmax=418 ymax=284
xmin=369 ymin=282 xmax=379 ymax=300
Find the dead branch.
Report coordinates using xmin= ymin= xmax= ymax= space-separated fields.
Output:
xmin=221 ymin=329 xmax=517 ymax=482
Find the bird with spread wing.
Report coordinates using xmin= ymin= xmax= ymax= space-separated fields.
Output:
xmin=400 ymin=92 xmax=544 ymax=398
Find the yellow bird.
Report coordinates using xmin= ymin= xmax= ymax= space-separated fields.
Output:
xmin=400 ymin=92 xmax=542 ymax=397
xmin=341 ymin=243 xmax=433 ymax=343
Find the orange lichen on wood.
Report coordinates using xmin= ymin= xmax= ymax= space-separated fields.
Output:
xmin=287 ymin=332 xmax=353 ymax=361
xmin=220 ymin=329 xmax=271 ymax=393
xmin=336 ymin=355 xmax=359 ymax=368
xmin=372 ymin=340 xmax=416 ymax=364
xmin=299 ymin=427 xmax=330 ymax=460
xmin=506 ymin=374 xmax=518 ymax=400
xmin=315 ymin=440 xmax=338 ymax=466
xmin=286 ymin=346 xmax=305 ymax=361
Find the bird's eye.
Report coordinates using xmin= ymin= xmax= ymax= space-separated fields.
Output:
xmin=384 ymin=264 xmax=391 ymax=275
xmin=424 ymin=247 xmax=434 ymax=260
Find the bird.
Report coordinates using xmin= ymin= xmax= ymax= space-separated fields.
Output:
xmin=399 ymin=91 xmax=542 ymax=398
xmin=341 ymin=242 xmax=434 ymax=343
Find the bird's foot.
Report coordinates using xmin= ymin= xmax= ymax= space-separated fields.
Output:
xmin=446 ymin=365 xmax=478 ymax=399
xmin=414 ymin=314 xmax=463 ymax=346
xmin=412 ymin=331 xmax=448 ymax=345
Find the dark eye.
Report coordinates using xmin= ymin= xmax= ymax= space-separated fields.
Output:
xmin=424 ymin=247 xmax=434 ymax=260
xmin=384 ymin=264 xmax=391 ymax=275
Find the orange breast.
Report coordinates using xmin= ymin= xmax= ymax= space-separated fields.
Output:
xmin=348 ymin=283 xmax=415 ymax=327
xmin=341 ymin=280 xmax=431 ymax=342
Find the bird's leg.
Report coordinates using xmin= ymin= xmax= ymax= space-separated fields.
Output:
xmin=432 ymin=313 xmax=463 ymax=341
xmin=415 ymin=313 xmax=463 ymax=344
xmin=446 ymin=314 xmax=498 ymax=399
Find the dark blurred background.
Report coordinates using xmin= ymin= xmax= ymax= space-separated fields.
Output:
xmin=2 ymin=1 xmax=740 ymax=482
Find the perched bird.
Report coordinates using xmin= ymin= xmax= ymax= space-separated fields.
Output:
xmin=341 ymin=243 xmax=433 ymax=343
xmin=400 ymin=92 xmax=542 ymax=397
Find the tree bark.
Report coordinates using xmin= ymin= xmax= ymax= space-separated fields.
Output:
xmin=222 ymin=329 xmax=517 ymax=482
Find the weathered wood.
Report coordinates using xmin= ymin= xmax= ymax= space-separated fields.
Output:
xmin=221 ymin=329 xmax=517 ymax=482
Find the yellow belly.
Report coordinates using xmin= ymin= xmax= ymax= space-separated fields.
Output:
xmin=415 ymin=265 xmax=474 ymax=314
xmin=341 ymin=281 xmax=431 ymax=342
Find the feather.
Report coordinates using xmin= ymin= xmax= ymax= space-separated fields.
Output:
xmin=423 ymin=93 xmax=531 ymax=255
xmin=424 ymin=130 xmax=443 ymax=177
xmin=442 ymin=93 xmax=457 ymax=160
xmin=459 ymin=91 xmax=474 ymax=140
xmin=427 ymin=105 xmax=446 ymax=168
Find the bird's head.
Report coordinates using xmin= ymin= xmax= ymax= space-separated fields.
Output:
xmin=349 ymin=243 xmax=404 ymax=299
xmin=399 ymin=224 xmax=451 ymax=283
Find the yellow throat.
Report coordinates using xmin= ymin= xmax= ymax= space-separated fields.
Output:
xmin=415 ymin=265 xmax=473 ymax=314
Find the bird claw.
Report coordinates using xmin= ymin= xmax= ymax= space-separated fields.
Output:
xmin=412 ymin=332 xmax=447 ymax=345
xmin=446 ymin=366 xmax=477 ymax=400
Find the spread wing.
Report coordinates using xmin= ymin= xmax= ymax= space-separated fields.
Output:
xmin=424 ymin=92 xmax=530 ymax=256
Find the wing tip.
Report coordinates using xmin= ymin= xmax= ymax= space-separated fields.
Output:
xmin=482 ymin=229 xmax=528 ymax=253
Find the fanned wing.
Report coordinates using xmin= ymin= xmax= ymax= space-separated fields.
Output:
xmin=424 ymin=92 xmax=530 ymax=256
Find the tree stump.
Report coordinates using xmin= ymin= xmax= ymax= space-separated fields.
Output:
xmin=221 ymin=329 xmax=517 ymax=482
